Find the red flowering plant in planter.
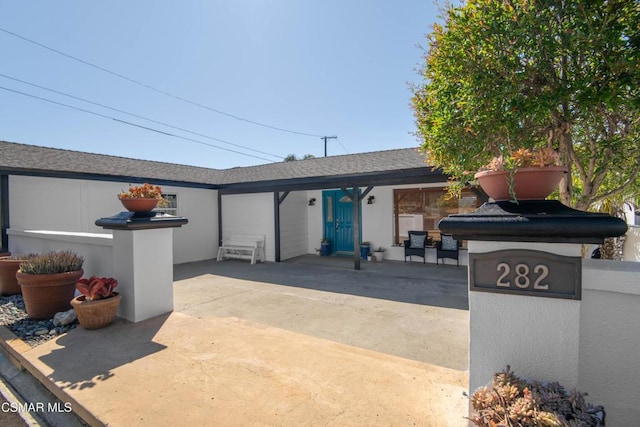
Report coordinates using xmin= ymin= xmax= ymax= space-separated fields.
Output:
xmin=475 ymin=146 xmax=567 ymax=202
xmin=71 ymin=277 xmax=122 ymax=330
xmin=118 ymin=183 xmax=167 ymax=212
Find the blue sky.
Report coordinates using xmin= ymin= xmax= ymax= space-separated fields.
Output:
xmin=0 ymin=1 xmax=441 ymax=169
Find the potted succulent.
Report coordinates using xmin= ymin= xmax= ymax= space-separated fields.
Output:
xmin=16 ymin=250 xmax=84 ymax=319
xmin=118 ymin=183 xmax=166 ymax=212
xmin=0 ymin=253 xmax=37 ymax=296
xmin=468 ymin=366 xmax=605 ymax=426
xmin=475 ymin=146 xmax=567 ymax=202
xmin=71 ymin=276 xmax=121 ymax=330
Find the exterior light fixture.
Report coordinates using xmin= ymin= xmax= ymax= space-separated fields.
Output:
xmin=367 ymin=196 xmax=375 ymax=204
xmin=308 ymin=198 xmax=316 ymax=206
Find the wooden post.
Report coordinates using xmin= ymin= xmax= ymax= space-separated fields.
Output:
xmin=353 ymin=186 xmax=361 ymax=270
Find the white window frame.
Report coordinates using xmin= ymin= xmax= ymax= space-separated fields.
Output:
xmin=154 ymin=193 xmax=178 ymax=216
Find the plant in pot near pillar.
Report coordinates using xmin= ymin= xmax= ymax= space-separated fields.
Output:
xmin=475 ymin=146 xmax=567 ymax=202
xmin=373 ymin=247 xmax=386 ymax=262
xmin=72 ymin=276 xmax=121 ymax=330
xmin=0 ymin=254 xmax=37 ymax=296
xmin=16 ymin=251 xmax=84 ymax=319
xmin=118 ymin=183 xmax=166 ymax=212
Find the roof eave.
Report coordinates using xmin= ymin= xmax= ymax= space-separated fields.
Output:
xmin=218 ymin=166 xmax=446 ymax=194
xmin=0 ymin=167 xmax=219 ymax=190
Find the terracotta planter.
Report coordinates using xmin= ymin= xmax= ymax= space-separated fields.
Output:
xmin=0 ymin=257 xmax=24 ymax=296
xmin=119 ymin=197 xmax=158 ymax=212
xmin=475 ymin=166 xmax=567 ymax=201
xmin=17 ymin=269 xmax=84 ymax=319
xmin=71 ymin=293 xmax=121 ymax=330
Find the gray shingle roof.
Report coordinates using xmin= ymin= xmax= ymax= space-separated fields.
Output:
xmin=0 ymin=140 xmax=434 ymax=187
xmin=0 ymin=140 xmax=223 ymax=185
xmin=218 ymin=148 xmax=430 ymax=184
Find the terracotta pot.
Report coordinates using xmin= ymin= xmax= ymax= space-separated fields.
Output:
xmin=118 ymin=197 xmax=158 ymax=212
xmin=475 ymin=166 xmax=568 ymax=201
xmin=17 ymin=269 xmax=84 ymax=319
xmin=0 ymin=257 xmax=25 ymax=296
xmin=71 ymin=293 xmax=121 ymax=330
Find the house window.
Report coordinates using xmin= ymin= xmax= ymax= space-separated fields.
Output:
xmin=393 ymin=188 xmax=479 ymax=244
xmin=154 ymin=194 xmax=178 ymax=215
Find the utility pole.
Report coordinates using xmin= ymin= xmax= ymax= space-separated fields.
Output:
xmin=321 ymin=135 xmax=337 ymax=157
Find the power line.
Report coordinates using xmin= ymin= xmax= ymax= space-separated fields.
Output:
xmin=0 ymin=85 xmax=277 ymax=163
xmin=336 ymin=137 xmax=350 ymax=154
xmin=0 ymin=27 xmax=325 ymax=138
xmin=0 ymin=73 xmax=284 ymax=160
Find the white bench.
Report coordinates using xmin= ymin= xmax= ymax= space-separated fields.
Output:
xmin=216 ymin=234 xmax=266 ymax=265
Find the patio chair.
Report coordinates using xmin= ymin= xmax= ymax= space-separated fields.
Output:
xmin=404 ymin=231 xmax=431 ymax=263
xmin=436 ymin=233 xmax=460 ymax=266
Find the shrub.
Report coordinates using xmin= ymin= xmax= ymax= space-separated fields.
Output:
xmin=1 ymin=253 xmax=38 ymax=261
xmin=19 ymin=250 xmax=84 ymax=274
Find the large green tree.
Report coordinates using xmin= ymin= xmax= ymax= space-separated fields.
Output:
xmin=412 ymin=0 xmax=640 ymax=210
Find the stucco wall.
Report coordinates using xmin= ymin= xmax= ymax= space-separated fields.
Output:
xmin=307 ymin=189 xmax=323 ymax=253
xmin=8 ymin=175 xmax=217 ymax=264
xmin=279 ymin=191 xmax=308 ymax=261
xmin=579 ymin=259 xmax=640 ymax=425
xmin=221 ymin=193 xmax=275 ymax=262
xmin=468 ymin=241 xmax=640 ymax=425
xmin=168 ymin=187 xmax=218 ymax=264
xmin=7 ymin=229 xmax=114 ymax=278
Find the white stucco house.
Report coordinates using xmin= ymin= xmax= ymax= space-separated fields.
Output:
xmin=0 ymin=140 xmax=483 ymax=269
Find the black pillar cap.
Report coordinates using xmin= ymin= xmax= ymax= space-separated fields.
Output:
xmin=95 ymin=211 xmax=188 ymax=231
xmin=439 ymin=200 xmax=628 ymax=244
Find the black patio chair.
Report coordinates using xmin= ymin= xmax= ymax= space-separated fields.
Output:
xmin=436 ymin=233 xmax=460 ymax=266
xmin=404 ymin=231 xmax=431 ymax=263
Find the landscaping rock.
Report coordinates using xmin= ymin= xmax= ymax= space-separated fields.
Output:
xmin=53 ymin=309 xmax=77 ymax=327
xmin=0 ymin=295 xmax=78 ymax=347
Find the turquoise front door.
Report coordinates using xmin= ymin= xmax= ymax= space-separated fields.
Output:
xmin=322 ymin=190 xmax=360 ymax=254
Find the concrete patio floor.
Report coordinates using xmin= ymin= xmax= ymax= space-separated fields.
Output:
xmin=1 ymin=256 xmax=471 ymax=426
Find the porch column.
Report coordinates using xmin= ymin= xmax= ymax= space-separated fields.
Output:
xmin=0 ymin=175 xmax=8 ymax=251
xmin=274 ymin=192 xmax=281 ymax=262
xmin=274 ymin=191 xmax=289 ymax=263
xmin=352 ymin=186 xmax=361 ymax=270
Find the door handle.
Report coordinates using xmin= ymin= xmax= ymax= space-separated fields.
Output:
xmin=335 ymin=220 xmax=340 ymax=230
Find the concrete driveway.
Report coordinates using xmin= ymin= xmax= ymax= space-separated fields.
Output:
xmin=174 ymin=255 xmax=469 ymax=371
xmin=10 ymin=256 xmax=471 ymax=426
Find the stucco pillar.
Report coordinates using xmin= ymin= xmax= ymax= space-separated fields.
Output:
xmin=439 ymin=200 xmax=627 ymax=395
xmin=96 ymin=211 xmax=188 ymax=322
xmin=467 ymin=240 xmax=582 ymax=392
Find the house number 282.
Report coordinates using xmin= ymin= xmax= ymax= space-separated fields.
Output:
xmin=496 ymin=263 xmax=549 ymax=290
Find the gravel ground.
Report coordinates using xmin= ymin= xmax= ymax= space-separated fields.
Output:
xmin=0 ymin=295 xmax=78 ymax=347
